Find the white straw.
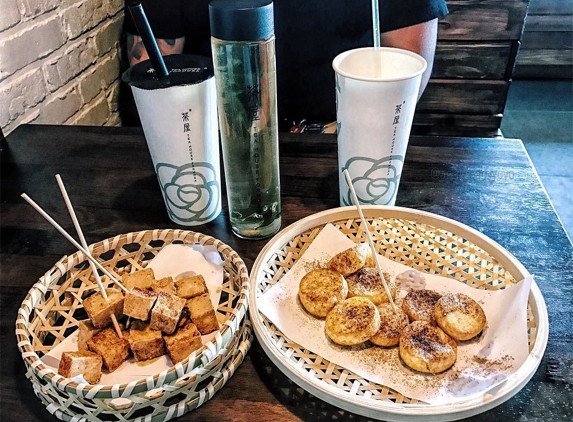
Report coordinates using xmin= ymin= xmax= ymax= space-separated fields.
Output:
xmin=21 ymin=193 xmax=127 ymax=293
xmin=372 ymin=0 xmax=381 ymax=49
xmin=343 ymin=169 xmax=397 ymax=312
xmin=372 ymin=1 xmax=383 ymax=78
xmin=55 ymin=175 xmax=124 ymax=338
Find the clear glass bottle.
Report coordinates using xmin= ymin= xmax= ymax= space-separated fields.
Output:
xmin=209 ymin=0 xmax=281 ymax=239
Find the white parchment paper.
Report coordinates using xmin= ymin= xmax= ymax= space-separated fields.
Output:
xmin=42 ymin=244 xmax=223 ymax=384
xmin=258 ymin=224 xmax=532 ymax=404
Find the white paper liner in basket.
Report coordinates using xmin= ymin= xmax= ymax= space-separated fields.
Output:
xmin=15 ymin=229 xmax=250 ymax=421
xmin=259 ymin=223 xmax=533 ymax=404
xmin=249 ymin=206 xmax=549 ymax=421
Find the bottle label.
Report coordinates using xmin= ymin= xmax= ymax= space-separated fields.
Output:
xmin=247 ymin=83 xmax=263 ymax=206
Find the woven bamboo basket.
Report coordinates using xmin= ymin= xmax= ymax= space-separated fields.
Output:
xmin=249 ymin=206 xmax=549 ymax=421
xmin=15 ymin=229 xmax=251 ymax=422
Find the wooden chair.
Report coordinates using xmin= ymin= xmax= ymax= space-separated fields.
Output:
xmin=413 ymin=0 xmax=530 ymax=137
xmin=514 ymin=0 xmax=573 ymax=79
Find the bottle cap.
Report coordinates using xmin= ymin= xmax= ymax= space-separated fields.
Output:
xmin=209 ymin=0 xmax=274 ymax=42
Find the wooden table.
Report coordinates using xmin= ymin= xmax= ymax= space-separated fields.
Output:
xmin=1 ymin=125 xmax=572 ymax=421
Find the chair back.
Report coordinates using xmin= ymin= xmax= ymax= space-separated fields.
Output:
xmin=413 ymin=0 xmax=530 ymax=137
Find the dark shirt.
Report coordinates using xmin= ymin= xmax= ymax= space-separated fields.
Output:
xmin=125 ymin=0 xmax=448 ymax=125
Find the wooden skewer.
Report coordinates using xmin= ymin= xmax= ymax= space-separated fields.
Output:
xmin=20 ymin=193 xmax=127 ymax=293
xmin=343 ymin=169 xmax=398 ymax=312
xmin=55 ymin=175 xmax=123 ymax=338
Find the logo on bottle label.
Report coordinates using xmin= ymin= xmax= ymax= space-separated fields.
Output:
xmin=247 ymin=83 xmax=263 ymax=206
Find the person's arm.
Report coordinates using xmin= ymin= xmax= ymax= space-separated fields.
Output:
xmin=380 ymin=18 xmax=438 ymax=99
xmin=126 ymin=33 xmax=185 ymax=67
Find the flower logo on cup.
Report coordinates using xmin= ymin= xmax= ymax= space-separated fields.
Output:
xmin=156 ymin=162 xmax=220 ymax=224
xmin=342 ymin=155 xmax=404 ymax=206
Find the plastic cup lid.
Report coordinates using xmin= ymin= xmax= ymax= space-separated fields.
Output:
xmin=122 ymin=55 xmax=214 ymax=90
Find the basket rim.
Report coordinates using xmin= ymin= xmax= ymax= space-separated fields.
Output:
xmin=43 ymin=317 xmax=254 ymax=422
xmin=249 ymin=206 xmax=549 ymax=421
xmin=15 ymin=228 xmax=250 ymax=398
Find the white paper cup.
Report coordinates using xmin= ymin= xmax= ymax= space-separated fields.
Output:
xmin=123 ymin=55 xmax=221 ymax=226
xmin=333 ymin=47 xmax=426 ymax=206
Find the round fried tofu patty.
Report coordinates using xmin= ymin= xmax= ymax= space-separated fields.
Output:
xmin=400 ymin=321 xmax=457 ymax=373
xmin=298 ymin=268 xmax=348 ymax=317
xmin=327 ymin=243 xmax=375 ymax=276
xmin=434 ymin=293 xmax=486 ymax=340
xmin=325 ymin=296 xmax=381 ymax=346
xmin=370 ymin=303 xmax=409 ymax=347
xmin=402 ymin=289 xmax=443 ymax=324
xmin=346 ymin=267 xmax=396 ymax=305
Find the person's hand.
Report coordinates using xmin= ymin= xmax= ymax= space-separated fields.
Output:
xmin=127 ymin=33 xmax=185 ymax=66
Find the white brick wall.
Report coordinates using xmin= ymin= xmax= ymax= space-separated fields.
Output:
xmin=0 ymin=0 xmax=125 ymax=136
xmin=0 ymin=1 xmax=21 ymax=31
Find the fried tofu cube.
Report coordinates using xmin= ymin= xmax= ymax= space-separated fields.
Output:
xmin=122 ymin=268 xmax=155 ymax=290
xmin=88 ymin=327 xmax=130 ymax=371
xmin=175 ymin=275 xmax=208 ymax=299
xmin=149 ymin=292 xmax=186 ymax=334
xmin=187 ymin=293 xmax=219 ymax=335
xmin=123 ymin=287 xmax=157 ymax=321
xmin=128 ymin=321 xmax=165 ymax=362
xmin=77 ymin=319 xmax=102 ymax=351
xmin=58 ymin=351 xmax=102 ymax=384
xmin=152 ymin=276 xmax=176 ymax=295
xmin=164 ymin=323 xmax=203 ymax=364
xmin=83 ymin=289 xmax=124 ymax=329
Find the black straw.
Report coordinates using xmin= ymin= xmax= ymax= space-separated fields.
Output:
xmin=128 ymin=2 xmax=169 ymax=78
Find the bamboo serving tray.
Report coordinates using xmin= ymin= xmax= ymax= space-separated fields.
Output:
xmin=249 ymin=206 xmax=549 ymax=421
xmin=16 ymin=229 xmax=251 ymax=422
